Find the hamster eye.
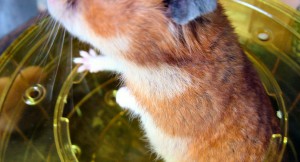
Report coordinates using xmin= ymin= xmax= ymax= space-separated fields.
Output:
xmin=163 ymin=0 xmax=170 ymax=7
xmin=67 ymin=0 xmax=77 ymax=8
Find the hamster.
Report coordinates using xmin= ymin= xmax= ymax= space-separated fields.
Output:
xmin=47 ymin=0 xmax=280 ymax=161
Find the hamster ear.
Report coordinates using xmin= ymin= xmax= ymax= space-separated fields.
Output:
xmin=166 ymin=0 xmax=217 ymax=25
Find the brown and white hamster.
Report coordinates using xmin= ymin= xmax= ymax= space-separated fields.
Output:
xmin=47 ymin=0 xmax=280 ymax=161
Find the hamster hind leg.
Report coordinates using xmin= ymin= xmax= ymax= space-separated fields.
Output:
xmin=116 ymin=87 xmax=144 ymax=116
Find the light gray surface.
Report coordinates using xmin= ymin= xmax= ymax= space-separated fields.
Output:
xmin=0 ymin=0 xmax=39 ymax=38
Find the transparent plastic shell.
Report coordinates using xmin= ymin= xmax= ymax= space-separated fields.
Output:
xmin=0 ymin=0 xmax=299 ymax=161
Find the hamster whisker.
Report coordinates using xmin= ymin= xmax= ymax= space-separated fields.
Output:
xmin=23 ymin=16 xmax=53 ymax=51
xmin=31 ymin=20 xmax=61 ymax=85
xmin=44 ymin=27 xmax=67 ymax=100
xmin=36 ymin=11 xmax=48 ymax=23
xmin=44 ymin=17 xmax=57 ymax=33
xmin=53 ymin=29 xmax=66 ymax=79
xmin=34 ymin=21 xmax=60 ymax=68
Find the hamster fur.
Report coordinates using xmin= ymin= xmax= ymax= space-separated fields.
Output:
xmin=47 ymin=0 xmax=280 ymax=161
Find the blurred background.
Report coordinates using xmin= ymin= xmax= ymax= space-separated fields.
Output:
xmin=0 ymin=0 xmax=46 ymax=38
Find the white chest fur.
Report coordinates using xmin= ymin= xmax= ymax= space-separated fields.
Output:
xmin=116 ymin=87 xmax=190 ymax=162
xmin=122 ymin=63 xmax=192 ymax=99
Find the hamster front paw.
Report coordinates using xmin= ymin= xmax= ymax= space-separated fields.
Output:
xmin=73 ymin=49 xmax=118 ymax=73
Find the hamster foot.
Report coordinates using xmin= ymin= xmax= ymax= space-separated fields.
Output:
xmin=116 ymin=87 xmax=142 ymax=115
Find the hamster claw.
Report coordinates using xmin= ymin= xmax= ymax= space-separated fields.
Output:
xmin=77 ymin=65 xmax=86 ymax=73
xmin=73 ymin=57 xmax=84 ymax=64
xmin=88 ymin=49 xmax=97 ymax=56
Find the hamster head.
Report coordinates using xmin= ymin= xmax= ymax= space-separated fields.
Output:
xmin=47 ymin=0 xmax=217 ymax=56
